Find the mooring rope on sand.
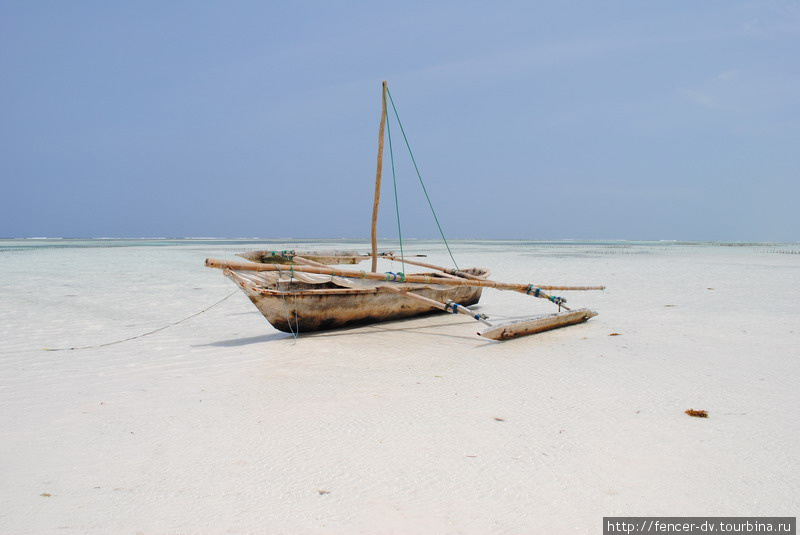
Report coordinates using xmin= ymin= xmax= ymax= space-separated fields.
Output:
xmin=43 ymin=290 xmax=239 ymax=351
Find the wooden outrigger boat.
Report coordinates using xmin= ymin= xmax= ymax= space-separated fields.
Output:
xmin=213 ymin=254 xmax=490 ymax=333
xmin=205 ymin=82 xmax=605 ymax=340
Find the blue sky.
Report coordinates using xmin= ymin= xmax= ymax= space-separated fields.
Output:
xmin=1 ymin=1 xmax=798 ymax=240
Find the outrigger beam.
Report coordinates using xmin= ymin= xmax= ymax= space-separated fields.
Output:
xmin=205 ymin=258 xmax=603 ymax=294
xmin=378 ymin=285 xmax=491 ymax=326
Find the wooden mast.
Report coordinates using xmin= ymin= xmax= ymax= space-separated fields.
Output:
xmin=370 ymin=80 xmax=388 ymax=273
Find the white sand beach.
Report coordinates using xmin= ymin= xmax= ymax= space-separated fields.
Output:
xmin=0 ymin=240 xmax=798 ymax=534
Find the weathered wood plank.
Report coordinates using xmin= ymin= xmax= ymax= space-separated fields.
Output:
xmin=478 ymin=309 xmax=598 ymax=341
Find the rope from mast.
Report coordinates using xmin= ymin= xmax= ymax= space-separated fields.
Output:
xmin=385 ymin=84 xmax=460 ymax=271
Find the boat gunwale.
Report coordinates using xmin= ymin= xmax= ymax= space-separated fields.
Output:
xmin=225 ymin=266 xmax=492 ymax=298
xmin=255 ymin=287 xmax=380 ymax=297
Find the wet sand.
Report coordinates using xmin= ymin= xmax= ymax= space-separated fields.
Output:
xmin=1 ymin=240 xmax=797 ymax=534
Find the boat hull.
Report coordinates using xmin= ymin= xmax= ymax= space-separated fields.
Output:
xmin=227 ymin=268 xmax=488 ymax=333
xmin=252 ymin=285 xmax=482 ymax=333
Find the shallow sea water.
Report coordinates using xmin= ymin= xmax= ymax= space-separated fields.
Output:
xmin=0 ymin=239 xmax=798 ymax=534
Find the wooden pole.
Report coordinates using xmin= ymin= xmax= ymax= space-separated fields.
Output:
xmin=382 ymin=255 xmax=484 ymax=280
xmin=205 ymin=258 xmax=603 ymax=295
xmin=295 ymin=254 xmax=490 ymax=325
xmin=371 ymin=80 xmax=388 ymax=273
xmin=376 ymin=254 xmax=601 ymax=292
xmin=378 ymin=285 xmax=492 ymax=326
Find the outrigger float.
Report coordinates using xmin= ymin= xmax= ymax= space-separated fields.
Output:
xmin=205 ymin=82 xmax=604 ymax=340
